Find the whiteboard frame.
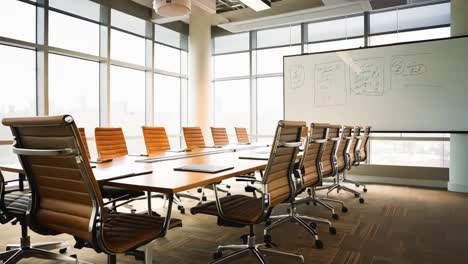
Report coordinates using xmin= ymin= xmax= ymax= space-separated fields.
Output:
xmin=283 ymin=35 xmax=468 ymax=134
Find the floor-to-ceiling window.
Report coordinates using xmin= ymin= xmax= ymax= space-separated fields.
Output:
xmin=254 ymin=25 xmax=302 ymax=141
xmin=48 ymin=0 xmax=100 ymax=139
xmin=154 ymin=25 xmax=189 ymax=147
xmin=0 ymin=0 xmax=37 ymax=164
xmin=213 ymin=33 xmax=251 ymax=139
xmin=0 ymin=0 xmax=189 ymax=160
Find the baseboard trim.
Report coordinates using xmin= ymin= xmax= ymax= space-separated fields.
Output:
xmin=345 ymin=174 xmax=447 ymax=189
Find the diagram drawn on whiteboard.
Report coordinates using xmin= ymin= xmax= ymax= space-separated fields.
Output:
xmin=290 ymin=64 xmax=305 ymax=90
xmin=314 ymin=61 xmax=346 ymax=107
xmin=350 ymin=57 xmax=385 ymax=96
xmin=390 ymin=53 xmax=439 ymax=89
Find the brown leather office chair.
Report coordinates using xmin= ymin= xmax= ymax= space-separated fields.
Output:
xmin=210 ymin=127 xmax=230 ymax=146
xmin=345 ymin=126 xmax=371 ymax=193
xmin=313 ymin=124 xmax=349 ymax=210
xmin=347 ymin=126 xmax=360 ymax=167
xmin=0 ymin=171 xmax=70 ymax=264
xmin=356 ymin=126 xmax=371 ymax=164
xmin=95 ymin=127 xmax=128 ymax=160
xmin=191 ymin=120 xmax=305 ymax=264
xmin=142 ymin=126 xmax=171 ymax=154
xmin=182 ymin=127 xmax=206 ymax=149
xmin=234 ymin=127 xmax=250 ymax=144
xmin=2 ymin=115 xmax=182 ymax=264
xmin=264 ymin=123 xmax=338 ymax=250
xmin=333 ymin=126 xmax=365 ymax=203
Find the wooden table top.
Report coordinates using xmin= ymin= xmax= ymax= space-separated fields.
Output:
xmin=0 ymin=147 xmax=271 ymax=194
xmin=105 ymin=151 xmax=268 ymax=194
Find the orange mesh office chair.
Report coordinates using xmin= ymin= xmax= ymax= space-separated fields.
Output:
xmin=234 ymin=127 xmax=250 ymax=144
xmin=210 ymin=127 xmax=230 ymax=146
xmin=182 ymin=127 xmax=206 ymax=149
xmin=94 ymin=127 xmax=128 ymax=160
xmin=142 ymin=126 xmax=171 ymax=154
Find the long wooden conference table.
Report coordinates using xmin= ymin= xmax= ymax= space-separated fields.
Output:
xmin=0 ymin=143 xmax=271 ymax=263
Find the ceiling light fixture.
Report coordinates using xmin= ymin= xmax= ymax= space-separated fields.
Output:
xmin=240 ymin=0 xmax=271 ymax=12
xmin=153 ymin=0 xmax=191 ymax=17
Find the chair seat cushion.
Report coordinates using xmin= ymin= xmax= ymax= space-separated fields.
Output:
xmin=3 ymin=191 xmax=30 ymax=216
xmin=190 ymin=195 xmax=264 ymax=225
xmin=102 ymin=212 xmax=182 ymax=253
xmin=100 ymin=186 xmax=145 ymax=199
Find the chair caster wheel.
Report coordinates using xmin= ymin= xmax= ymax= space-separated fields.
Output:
xmin=197 ymin=188 xmax=203 ymax=193
xmin=342 ymin=207 xmax=348 ymax=213
xmin=315 ymin=240 xmax=324 ymax=249
xmin=202 ymin=196 xmax=207 ymax=202
xmin=226 ymin=185 xmax=231 ymax=189
xmin=178 ymin=207 xmax=185 ymax=214
xmin=213 ymin=251 xmax=223 ymax=260
xmin=355 ymin=184 xmax=360 ymax=187
xmin=359 ymin=198 xmax=365 ymax=204
xmin=332 ymin=213 xmax=339 ymax=220
xmin=354 ymin=193 xmax=360 ymax=198
xmin=226 ymin=192 xmax=231 ymax=196
xmin=329 ymin=227 xmax=337 ymax=235
xmin=306 ymin=201 xmax=310 ymax=206
xmin=265 ymin=219 xmax=272 ymax=226
xmin=309 ymin=222 xmax=317 ymax=229
xmin=363 ymin=188 xmax=368 ymax=192
xmin=59 ymin=248 xmax=68 ymax=254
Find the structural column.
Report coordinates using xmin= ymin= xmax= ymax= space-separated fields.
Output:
xmin=448 ymin=0 xmax=468 ymax=192
xmin=188 ymin=5 xmax=213 ymax=135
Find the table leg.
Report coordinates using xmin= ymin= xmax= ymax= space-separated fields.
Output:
xmin=147 ymin=191 xmax=152 ymax=216
xmin=145 ymin=191 xmax=154 ymax=264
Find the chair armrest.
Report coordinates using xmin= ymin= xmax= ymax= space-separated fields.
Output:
xmin=13 ymin=147 xmax=76 ymax=156
xmin=279 ymin=141 xmax=302 ymax=148
xmin=312 ymin=139 xmax=327 ymax=144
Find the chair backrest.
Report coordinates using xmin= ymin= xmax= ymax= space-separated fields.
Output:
xmin=78 ymin=128 xmax=91 ymax=160
xmin=348 ymin=126 xmax=360 ymax=165
xmin=336 ymin=126 xmax=353 ymax=172
xmin=297 ymin=123 xmax=328 ymax=191
xmin=262 ymin=120 xmax=305 ymax=207
xmin=210 ymin=127 xmax=229 ymax=146
xmin=320 ymin=124 xmax=342 ymax=178
xmin=358 ymin=126 xmax=371 ymax=162
xmin=182 ymin=127 xmax=206 ymax=149
xmin=234 ymin=127 xmax=250 ymax=144
xmin=142 ymin=126 xmax=171 ymax=154
xmin=95 ymin=127 xmax=128 ymax=160
xmin=2 ymin=115 xmax=103 ymax=242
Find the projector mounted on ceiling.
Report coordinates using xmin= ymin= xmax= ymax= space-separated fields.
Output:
xmin=153 ymin=0 xmax=191 ymax=17
xmin=240 ymin=0 xmax=272 ymax=12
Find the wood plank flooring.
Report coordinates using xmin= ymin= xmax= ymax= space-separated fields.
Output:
xmin=2 ymin=183 xmax=468 ymax=263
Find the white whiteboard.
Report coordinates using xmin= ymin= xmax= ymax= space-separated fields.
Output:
xmin=284 ymin=37 xmax=468 ymax=132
